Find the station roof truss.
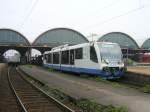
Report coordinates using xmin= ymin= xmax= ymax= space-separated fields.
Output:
xmin=0 ymin=29 xmax=30 ymax=46
xmin=32 ymin=28 xmax=89 ymax=47
xmin=97 ymin=32 xmax=139 ymax=49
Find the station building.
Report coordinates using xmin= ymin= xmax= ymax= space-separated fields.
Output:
xmin=0 ymin=28 xmax=150 ymax=63
xmin=141 ymin=38 xmax=150 ymax=49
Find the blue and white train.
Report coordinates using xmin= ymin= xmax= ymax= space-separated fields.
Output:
xmin=43 ymin=42 xmax=124 ymax=79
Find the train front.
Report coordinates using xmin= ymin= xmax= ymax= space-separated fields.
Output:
xmin=96 ymin=42 xmax=124 ymax=79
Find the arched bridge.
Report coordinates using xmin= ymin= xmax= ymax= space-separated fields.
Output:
xmin=0 ymin=29 xmax=30 ymax=63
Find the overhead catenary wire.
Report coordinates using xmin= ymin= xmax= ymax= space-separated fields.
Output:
xmin=19 ymin=0 xmax=39 ymax=30
xmin=82 ymin=2 xmax=150 ymax=30
xmin=84 ymin=0 xmax=121 ymax=18
xmin=139 ymin=0 xmax=143 ymax=8
xmin=71 ymin=0 xmax=122 ymax=26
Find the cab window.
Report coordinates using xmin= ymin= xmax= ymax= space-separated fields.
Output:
xmin=90 ymin=46 xmax=98 ymax=63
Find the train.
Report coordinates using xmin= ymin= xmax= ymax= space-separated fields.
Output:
xmin=142 ymin=53 xmax=150 ymax=63
xmin=6 ymin=53 xmax=20 ymax=64
xmin=43 ymin=42 xmax=124 ymax=79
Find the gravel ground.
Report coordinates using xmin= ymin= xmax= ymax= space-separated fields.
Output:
xmin=127 ymin=66 xmax=150 ymax=75
xmin=20 ymin=65 xmax=150 ymax=112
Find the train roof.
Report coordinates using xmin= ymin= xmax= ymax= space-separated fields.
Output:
xmin=44 ymin=42 xmax=119 ymax=54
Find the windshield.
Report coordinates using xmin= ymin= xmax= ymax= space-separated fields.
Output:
xmin=98 ymin=43 xmax=122 ymax=61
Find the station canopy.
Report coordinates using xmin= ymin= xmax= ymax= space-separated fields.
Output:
xmin=141 ymin=38 xmax=150 ymax=49
xmin=97 ymin=32 xmax=139 ymax=49
xmin=0 ymin=29 xmax=30 ymax=46
xmin=32 ymin=28 xmax=89 ymax=47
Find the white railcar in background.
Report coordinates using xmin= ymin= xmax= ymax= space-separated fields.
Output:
xmin=7 ymin=53 xmax=20 ymax=64
xmin=43 ymin=42 xmax=124 ymax=79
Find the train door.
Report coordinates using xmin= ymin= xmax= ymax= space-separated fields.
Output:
xmin=70 ymin=49 xmax=75 ymax=69
xmin=61 ymin=49 xmax=70 ymax=71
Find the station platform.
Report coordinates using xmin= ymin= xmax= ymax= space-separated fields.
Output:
xmin=19 ymin=65 xmax=150 ymax=112
xmin=127 ymin=66 xmax=150 ymax=76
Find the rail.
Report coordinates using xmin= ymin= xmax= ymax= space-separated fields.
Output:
xmin=7 ymin=66 xmax=75 ymax=112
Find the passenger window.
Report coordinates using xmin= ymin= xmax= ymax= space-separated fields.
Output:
xmin=53 ymin=52 xmax=60 ymax=64
xmin=61 ymin=50 xmax=69 ymax=64
xmin=75 ymin=48 xmax=83 ymax=59
xmin=90 ymin=46 xmax=98 ymax=63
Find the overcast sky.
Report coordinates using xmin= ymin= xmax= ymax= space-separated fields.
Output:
xmin=0 ymin=0 xmax=150 ymax=46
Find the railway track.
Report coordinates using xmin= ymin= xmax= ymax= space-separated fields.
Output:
xmin=0 ymin=65 xmax=23 ymax=112
xmin=0 ymin=65 xmax=74 ymax=112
